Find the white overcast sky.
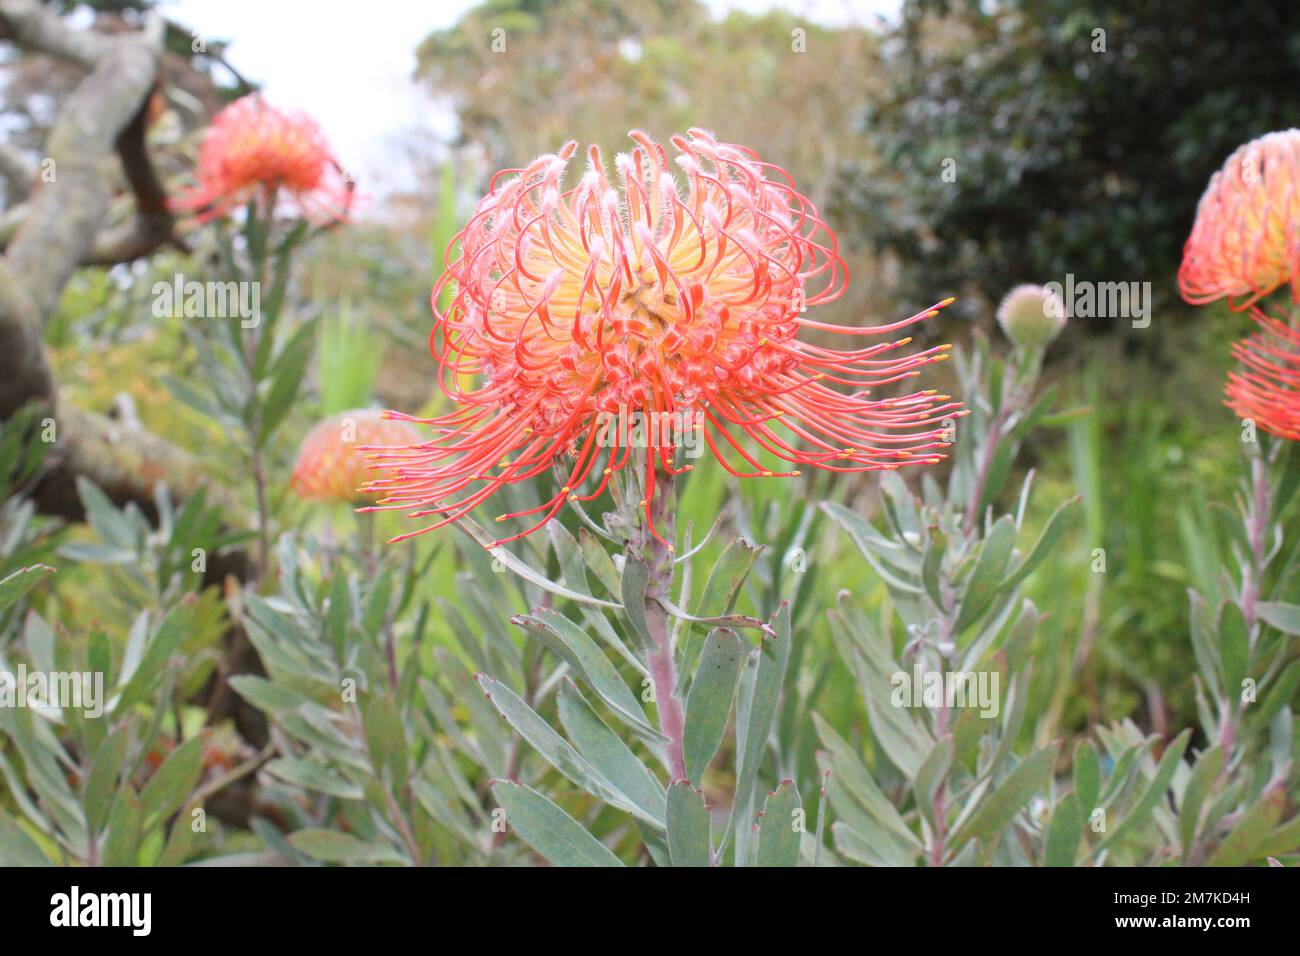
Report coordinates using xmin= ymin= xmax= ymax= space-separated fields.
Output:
xmin=161 ymin=0 xmax=898 ymax=195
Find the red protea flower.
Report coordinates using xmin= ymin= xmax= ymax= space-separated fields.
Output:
xmin=365 ymin=130 xmax=961 ymax=546
xmin=174 ymin=94 xmax=353 ymax=223
xmin=1226 ymin=308 xmax=1300 ymax=440
xmin=1179 ymin=129 xmax=1300 ymax=310
xmin=291 ymin=410 xmax=423 ymax=504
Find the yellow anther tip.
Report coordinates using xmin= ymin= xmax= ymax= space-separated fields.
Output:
xmin=938 ymin=296 xmax=957 ymax=307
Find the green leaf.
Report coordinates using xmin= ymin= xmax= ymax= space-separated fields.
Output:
xmin=999 ymin=496 xmax=1080 ymax=591
xmin=455 ymin=516 xmax=621 ymax=608
xmin=102 ymin=786 xmax=142 ymax=867
xmin=620 ymin=555 xmax=655 ymax=648
xmin=949 ymin=743 xmax=1058 ymax=853
xmin=666 ymin=780 xmax=712 ymax=867
xmin=287 ymin=828 xmax=409 ymax=865
xmin=363 ymin=691 xmax=408 ymax=792
xmin=1206 ymin=786 xmax=1286 ymax=867
xmin=1096 ymin=729 xmax=1190 ymax=854
xmin=682 ymin=628 xmax=744 ymax=784
xmin=265 ymin=757 xmax=365 ymax=800
xmin=490 ymin=780 xmax=623 ymax=867
xmin=1180 ymin=745 xmax=1224 ymax=859
xmin=1188 ymin=591 xmax=1222 ymax=699
xmin=229 ymin=675 xmax=319 ymax=715
xmin=921 ymin=529 xmax=946 ymax=609
xmin=514 ymin=608 xmax=658 ymax=739
xmin=1260 ymin=810 xmax=1300 ymax=858
xmin=82 ymin=728 xmax=129 ymax=835
xmin=693 ymin=538 xmax=761 ymax=620
xmin=578 ymin=528 xmax=622 ymax=595
xmin=731 ymin=603 xmax=792 ymax=848
xmin=115 ymin=600 xmax=194 ymax=712
xmin=912 ymin=736 xmax=954 ymax=833
xmin=474 ymin=674 xmax=657 ymax=825
xmin=1257 ymin=601 xmax=1300 ymax=636
xmin=1044 ymin=794 xmax=1084 ymax=867
xmin=756 ymin=779 xmax=802 ymax=867
xmin=140 ymin=734 xmax=207 ymax=829
xmin=1073 ymin=739 xmax=1101 ymax=812
xmin=812 ymin=713 xmax=920 ymax=852
xmin=1218 ymin=602 xmax=1249 ymax=694
xmin=955 ymin=515 xmax=1016 ymax=631
xmin=555 ymin=680 xmax=666 ymax=826
xmin=0 ymin=564 xmax=54 ymax=614
xmin=0 ymin=815 xmax=50 ymax=866
xmin=258 ymin=321 xmax=315 ymax=443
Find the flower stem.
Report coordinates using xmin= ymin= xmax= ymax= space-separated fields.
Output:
xmin=632 ymin=461 xmax=687 ymax=780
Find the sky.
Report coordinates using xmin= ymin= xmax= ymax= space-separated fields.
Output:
xmin=162 ymin=0 xmax=898 ymax=195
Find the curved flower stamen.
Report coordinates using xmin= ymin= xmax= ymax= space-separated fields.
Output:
xmin=1226 ymin=308 xmax=1300 ymax=440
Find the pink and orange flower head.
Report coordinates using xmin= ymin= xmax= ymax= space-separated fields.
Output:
xmin=1225 ymin=309 xmax=1300 ymax=441
xmin=175 ymin=94 xmax=352 ymax=223
xmin=291 ymin=410 xmax=423 ymax=505
xmin=1178 ymin=129 xmax=1300 ymax=310
xmin=365 ymin=130 xmax=962 ymax=547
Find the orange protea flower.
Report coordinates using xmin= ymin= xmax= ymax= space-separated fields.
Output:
xmin=174 ymin=94 xmax=353 ymax=223
xmin=291 ymin=410 xmax=423 ymax=504
xmin=365 ymin=130 xmax=961 ymax=546
xmin=1179 ymin=129 xmax=1300 ymax=310
xmin=1226 ymin=309 xmax=1300 ymax=440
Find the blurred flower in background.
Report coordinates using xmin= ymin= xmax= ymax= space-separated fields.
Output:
xmin=365 ymin=130 xmax=961 ymax=545
xmin=1180 ymin=128 xmax=1300 ymax=440
xmin=173 ymin=94 xmax=354 ymax=223
xmin=1178 ymin=128 xmax=1300 ymax=310
xmin=291 ymin=409 xmax=423 ymax=504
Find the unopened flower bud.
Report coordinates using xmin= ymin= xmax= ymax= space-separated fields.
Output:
xmin=996 ymin=284 xmax=1067 ymax=351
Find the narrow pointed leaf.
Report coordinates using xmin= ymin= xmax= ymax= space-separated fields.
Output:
xmin=666 ymin=780 xmax=711 ymax=867
xmin=682 ymin=628 xmax=744 ymax=784
xmin=491 ymin=780 xmax=623 ymax=867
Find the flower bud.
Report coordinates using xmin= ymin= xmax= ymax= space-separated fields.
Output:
xmin=996 ymin=284 xmax=1067 ymax=351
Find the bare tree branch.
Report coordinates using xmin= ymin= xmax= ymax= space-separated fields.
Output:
xmin=0 ymin=142 xmax=36 ymax=201
xmin=3 ymin=11 xmax=164 ymax=318
xmin=0 ymin=0 xmax=112 ymax=67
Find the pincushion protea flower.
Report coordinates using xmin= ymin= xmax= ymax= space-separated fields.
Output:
xmin=291 ymin=410 xmax=423 ymax=504
xmin=174 ymin=94 xmax=353 ymax=223
xmin=1226 ymin=309 xmax=1300 ymax=440
xmin=1178 ymin=129 xmax=1300 ymax=310
xmin=365 ymin=130 xmax=961 ymax=546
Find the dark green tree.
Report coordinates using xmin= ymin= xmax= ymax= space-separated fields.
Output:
xmin=841 ymin=0 xmax=1300 ymax=319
